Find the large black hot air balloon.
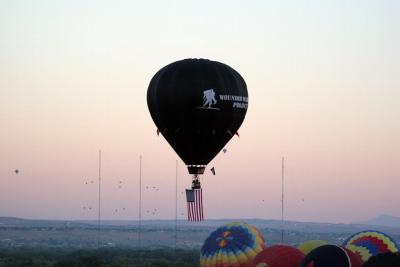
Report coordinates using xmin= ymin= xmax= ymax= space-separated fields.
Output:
xmin=147 ymin=58 xmax=248 ymax=173
xmin=147 ymin=59 xmax=248 ymax=220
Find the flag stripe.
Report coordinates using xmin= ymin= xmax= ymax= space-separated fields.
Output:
xmin=197 ymin=191 xmax=200 ymax=221
xmin=198 ymin=189 xmax=201 ymax=221
xmin=199 ymin=189 xmax=204 ymax=220
xmin=190 ymin=202 xmax=193 ymax=221
xmin=187 ymin=202 xmax=191 ymax=221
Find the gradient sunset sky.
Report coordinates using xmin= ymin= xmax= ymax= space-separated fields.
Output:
xmin=1 ymin=0 xmax=399 ymax=223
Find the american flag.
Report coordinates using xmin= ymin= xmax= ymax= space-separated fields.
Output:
xmin=186 ymin=188 xmax=204 ymax=222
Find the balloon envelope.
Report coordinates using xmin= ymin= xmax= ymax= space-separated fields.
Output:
xmin=200 ymin=222 xmax=265 ymax=267
xmin=363 ymin=252 xmax=400 ymax=267
xmin=298 ymin=240 xmax=329 ymax=255
xmin=343 ymin=230 xmax=400 ymax=262
xmin=300 ymin=245 xmax=362 ymax=267
xmin=147 ymin=59 xmax=248 ymax=173
xmin=345 ymin=248 xmax=364 ymax=267
xmin=253 ymin=245 xmax=305 ymax=267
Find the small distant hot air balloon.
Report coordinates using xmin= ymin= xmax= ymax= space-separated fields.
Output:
xmin=300 ymin=244 xmax=362 ymax=267
xmin=200 ymin=222 xmax=265 ymax=267
xmin=343 ymin=230 xmax=400 ymax=262
xmin=14 ymin=169 xmax=19 ymax=174
xmin=147 ymin=59 xmax=248 ymax=221
xmin=253 ymin=245 xmax=305 ymax=267
xmin=298 ymin=240 xmax=329 ymax=255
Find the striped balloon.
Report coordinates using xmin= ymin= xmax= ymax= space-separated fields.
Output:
xmin=200 ymin=222 xmax=265 ymax=267
xmin=343 ymin=230 xmax=400 ymax=262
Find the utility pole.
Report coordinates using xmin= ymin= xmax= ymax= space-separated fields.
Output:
xmin=138 ymin=155 xmax=142 ymax=248
xmin=97 ymin=150 xmax=102 ymax=248
xmin=175 ymin=160 xmax=178 ymax=249
xmin=281 ymin=156 xmax=285 ymax=243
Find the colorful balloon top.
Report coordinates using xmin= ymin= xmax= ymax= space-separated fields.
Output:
xmin=343 ymin=230 xmax=400 ymax=262
xmin=253 ymin=245 xmax=305 ymax=267
xmin=200 ymin=222 xmax=265 ymax=267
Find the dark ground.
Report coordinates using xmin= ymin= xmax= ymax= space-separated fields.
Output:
xmin=0 ymin=248 xmax=199 ymax=267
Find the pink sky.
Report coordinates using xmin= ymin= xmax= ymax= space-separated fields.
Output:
xmin=0 ymin=1 xmax=399 ymax=223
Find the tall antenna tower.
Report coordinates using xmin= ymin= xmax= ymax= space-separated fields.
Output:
xmin=97 ymin=150 xmax=102 ymax=248
xmin=281 ymin=156 xmax=285 ymax=243
xmin=138 ymin=155 xmax=142 ymax=248
xmin=175 ymin=159 xmax=178 ymax=249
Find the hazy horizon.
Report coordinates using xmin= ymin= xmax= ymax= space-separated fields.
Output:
xmin=1 ymin=1 xmax=399 ymax=224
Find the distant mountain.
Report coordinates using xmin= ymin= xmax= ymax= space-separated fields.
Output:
xmin=355 ymin=214 xmax=400 ymax=228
